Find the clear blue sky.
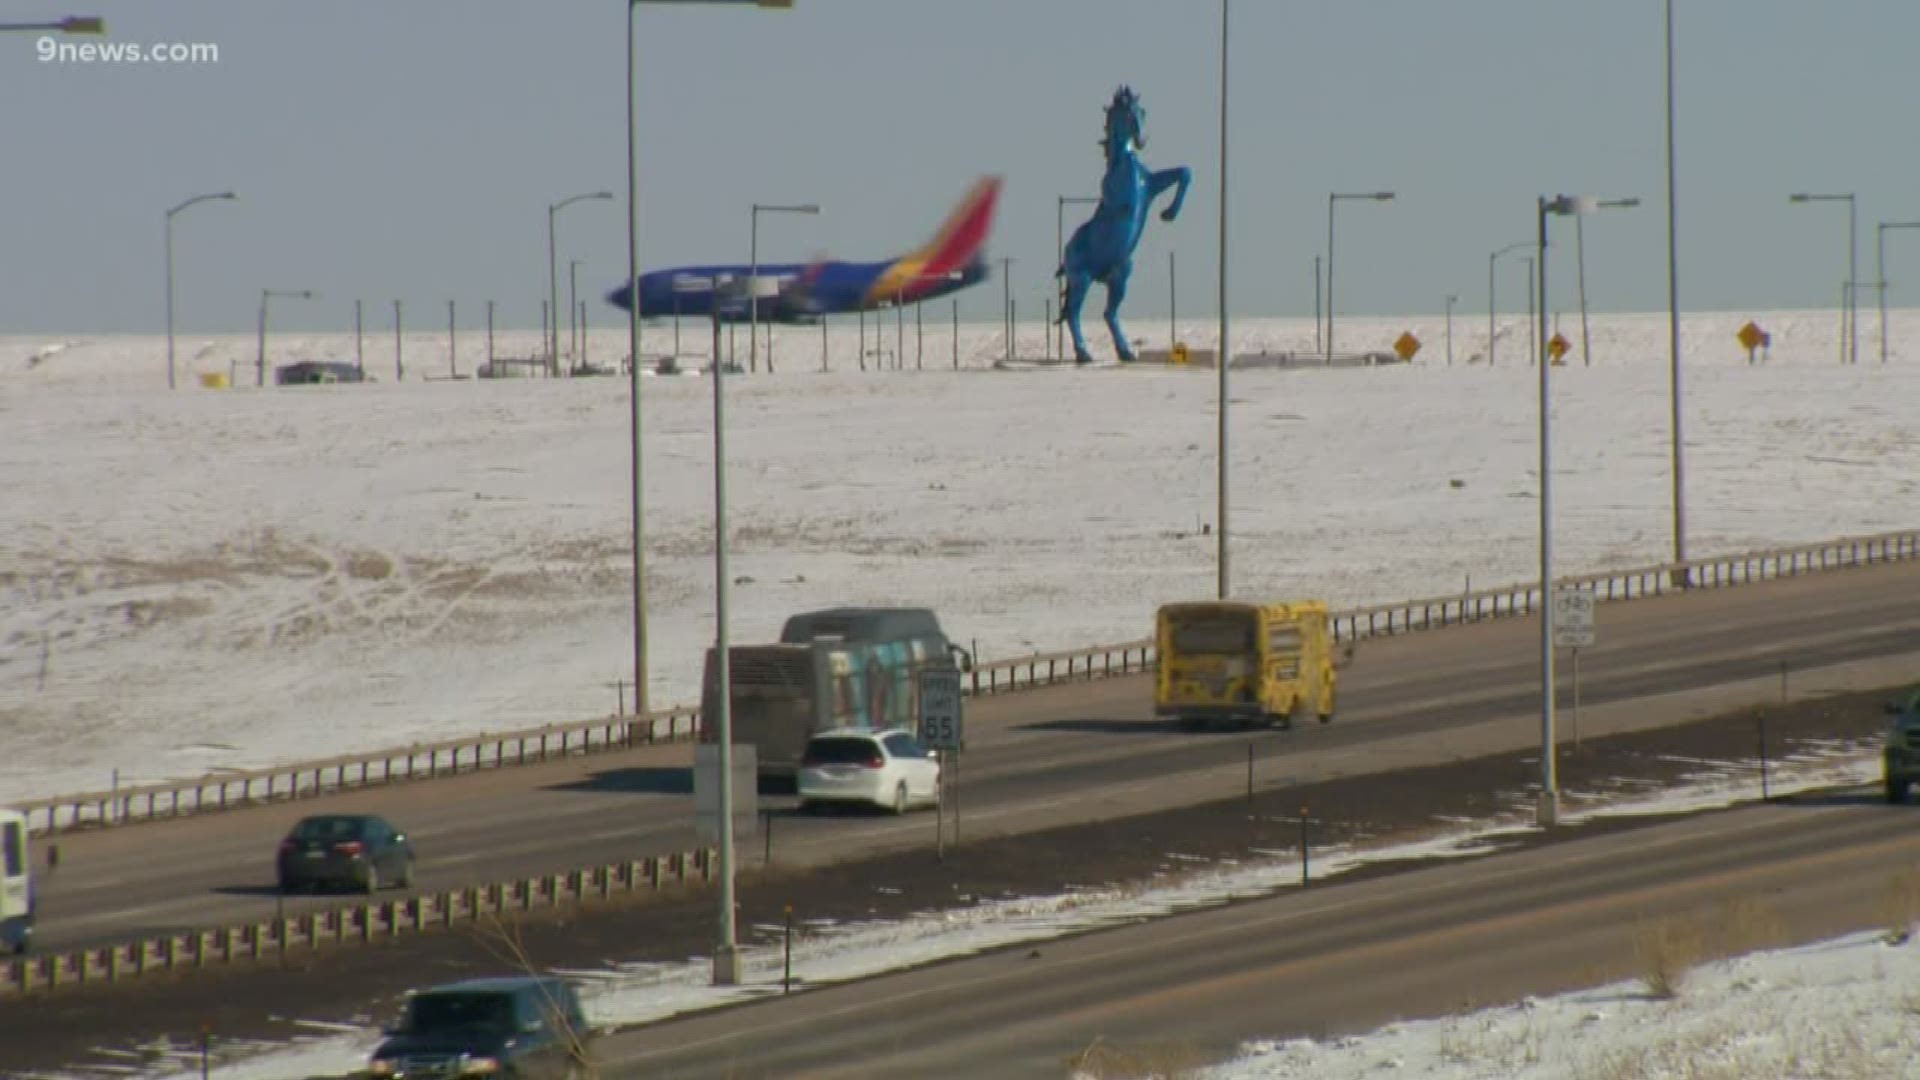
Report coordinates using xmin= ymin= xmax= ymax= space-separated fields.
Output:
xmin=7 ymin=0 xmax=1917 ymax=333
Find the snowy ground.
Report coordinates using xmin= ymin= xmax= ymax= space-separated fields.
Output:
xmin=3 ymin=309 xmax=1917 ymax=805
xmin=96 ymin=747 xmax=1895 ymax=1080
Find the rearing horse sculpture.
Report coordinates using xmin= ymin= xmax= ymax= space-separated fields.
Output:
xmin=1059 ymin=86 xmax=1192 ymax=364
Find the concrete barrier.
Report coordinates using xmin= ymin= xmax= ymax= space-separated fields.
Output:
xmin=0 ymin=847 xmax=718 ymax=998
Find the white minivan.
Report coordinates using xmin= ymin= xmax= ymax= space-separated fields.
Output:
xmin=1 ymin=809 xmax=32 ymax=956
xmin=796 ymin=730 xmax=941 ymax=815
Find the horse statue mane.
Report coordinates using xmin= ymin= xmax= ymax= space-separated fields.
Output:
xmin=1057 ymin=85 xmax=1191 ymax=364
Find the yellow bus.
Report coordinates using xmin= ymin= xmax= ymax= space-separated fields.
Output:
xmin=1155 ymin=600 xmax=1339 ymax=731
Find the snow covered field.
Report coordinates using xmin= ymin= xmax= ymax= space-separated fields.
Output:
xmin=3 ymin=309 xmax=1917 ymax=805
xmin=114 ymin=748 xmax=1900 ymax=1080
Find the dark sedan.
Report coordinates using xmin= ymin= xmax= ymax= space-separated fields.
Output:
xmin=277 ymin=813 xmax=415 ymax=895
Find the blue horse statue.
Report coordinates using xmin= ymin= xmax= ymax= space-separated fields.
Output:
xmin=1058 ymin=86 xmax=1191 ymax=364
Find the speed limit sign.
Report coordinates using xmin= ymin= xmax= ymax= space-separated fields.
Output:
xmin=918 ymin=667 xmax=964 ymax=750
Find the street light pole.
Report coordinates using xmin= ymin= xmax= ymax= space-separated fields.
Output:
xmin=164 ymin=191 xmax=236 ymax=390
xmin=751 ymin=203 xmax=820 ymax=376
xmin=569 ymin=259 xmax=582 ymax=368
xmin=1325 ymin=191 xmax=1395 ymax=364
xmin=1523 ymin=255 xmax=1536 ymax=366
xmin=1168 ymin=249 xmax=1176 ymax=349
xmin=1216 ymin=0 xmax=1230 ymax=600
xmin=626 ymin=0 xmax=795 ymax=991
xmin=1534 ymin=194 xmax=1634 ymax=829
xmin=1536 ymin=197 xmax=1557 ymax=827
xmin=1879 ymin=222 xmax=1920 ymax=363
xmin=1789 ymin=192 xmax=1858 ymax=364
xmin=549 ymin=191 xmax=613 ymax=376
xmin=1663 ymin=0 xmax=1687 ymax=581
xmin=1574 ymin=197 xmax=1641 ymax=366
xmin=1489 ymin=242 xmax=1528 ymax=366
xmin=999 ymin=257 xmax=1015 ymax=362
xmin=1445 ymin=294 xmax=1456 ymax=367
xmin=256 ymin=288 xmax=315 ymax=387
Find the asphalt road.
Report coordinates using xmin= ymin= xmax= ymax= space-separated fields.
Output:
xmin=28 ymin=560 xmax=1920 ymax=951
xmin=604 ymin=791 xmax=1920 ymax=1079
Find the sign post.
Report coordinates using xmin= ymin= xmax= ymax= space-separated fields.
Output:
xmin=919 ymin=666 xmax=964 ymax=852
xmin=1552 ymin=587 xmax=1596 ymax=748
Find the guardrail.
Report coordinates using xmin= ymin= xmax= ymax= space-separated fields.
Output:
xmin=0 ymin=847 xmax=718 ymax=997
xmin=12 ymin=527 xmax=1918 ymax=838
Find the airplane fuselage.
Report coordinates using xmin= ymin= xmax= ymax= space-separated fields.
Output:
xmin=619 ymin=256 xmax=988 ymax=324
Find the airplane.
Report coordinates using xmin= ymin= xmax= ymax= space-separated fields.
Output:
xmin=606 ymin=176 xmax=1001 ymax=324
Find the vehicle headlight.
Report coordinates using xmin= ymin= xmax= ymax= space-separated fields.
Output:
xmin=365 ymin=1060 xmax=396 ymax=1077
xmin=461 ymin=1056 xmax=501 ymax=1075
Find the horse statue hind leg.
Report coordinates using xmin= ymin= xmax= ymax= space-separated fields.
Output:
xmin=1101 ymin=261 xmax=1137 ymax=362
xmin=1058 ymin=229 xmax=1099 ymax=364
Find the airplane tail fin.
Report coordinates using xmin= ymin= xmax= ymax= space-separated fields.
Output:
xmin=906 ymin=175 xmax=1002 ymax=275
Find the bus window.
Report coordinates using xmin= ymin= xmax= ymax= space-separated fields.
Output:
xmin=1170 ymin=613 xmax=1256 ymax=654
xmin=2 ymin=820 xmax=21 ymax=879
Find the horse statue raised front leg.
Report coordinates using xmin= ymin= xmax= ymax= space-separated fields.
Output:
xmin=1058 ymin=86 xmax=1191 ymax=364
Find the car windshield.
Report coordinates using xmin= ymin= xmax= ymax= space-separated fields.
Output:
xmin=290 ymin=817 xmax=366 ymax=842
xmin=406 ymin=991 xmax=516 ymax=1033
xmin=805 ymin=737 xmax=878 ymax=764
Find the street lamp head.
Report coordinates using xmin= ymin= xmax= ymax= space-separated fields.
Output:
xmin=59 ymin=15 xmax=104 ymax=33
xmin=1370 ymin=191 xmax=1396 ymax=201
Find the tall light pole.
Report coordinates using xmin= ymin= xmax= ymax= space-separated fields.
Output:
xmin=549 ymin=191 xmax=612 ymax=376
xmin=164 ymin=191 xmax=236 ymax=390
xmin=1216 ymin=0 xmax=1230 ymax=600
xmin=1535 ymin=195 xmax=1634 ymax=829
xmin=1522 ymin=255 xmax=1535 ymax=365
xmin=1662 ymin=0 xmax=1687 ymax=582
xmin=1312 ymin=256 xmax=1321 ymax=354
xmin=256 ymin=288 xmax=316 ymax=387
xmin=999 ymin=257 xmax=1015 ymax=361
xmin=1056 ymin=195 xmax=1097 ymax=359
xmin=568 ymin=259 xmax=583 ymax=367
xmin=750 ymin=203 xmax=820 ymax=375
xmin=1444 ymin=293 xmax=1456 ymax=367
xmin=627 ymin=0 xmax=797 ymax=990
xmin=1878 ymin=221 xmax=1920 ymax=363
xmin=1574 ymin=197 xmax=1640 ymax=366
xmin=1325 ymin=191 xmax=1395 ymax=363
xmin=1790 ymin=192 xmax=1859 ymax=364
xmin=1168 ymin=249 xmax=1176 ymax=348
xmin=1488 ymin=242 xmax=1529 ymax=366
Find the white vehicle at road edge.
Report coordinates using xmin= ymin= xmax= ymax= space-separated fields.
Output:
xmin=797 ymin=730 xmax=941 ymax=815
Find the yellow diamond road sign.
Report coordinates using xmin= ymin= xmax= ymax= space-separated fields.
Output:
xmin=1737 ymin=321 xmax=1766 ymax=351
xmin=1393 ymin=332 xmax=1420 ymax=361
xmin=1547 ymin=333 xmax=1570 ymax=361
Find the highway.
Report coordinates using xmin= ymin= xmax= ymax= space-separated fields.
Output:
xmin=27 ymin=560 xmax=1920 ymax=952
xmin=603 ymin=791 xmax=1920 ymax=1078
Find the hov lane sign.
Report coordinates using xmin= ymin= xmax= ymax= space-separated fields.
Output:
xmin=918 ymin=667 xmax=964 ymax=750
xmin=1553 ymin=586 xmax=1595 ymax=648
